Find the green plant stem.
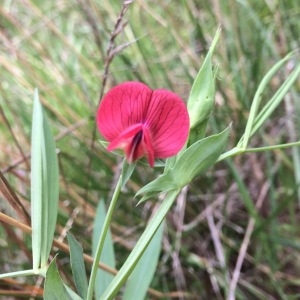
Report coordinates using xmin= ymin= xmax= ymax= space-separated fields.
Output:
xmin=100 ymin=189 xmax=180 ymax=299
xmin=244 ymin=141 xmax=300 ymax=153
xmin=86 ymin=174 xmax=123 ymax=300
xmin=219 ymin=140 xmax=300 ymax=162
xmin=238 ymin=51 xmax=296 ymax=149
xmin=217 ymin=147 xmax=243 ymax=162
xmin=0 ymin=269 xmax=40 ymax=279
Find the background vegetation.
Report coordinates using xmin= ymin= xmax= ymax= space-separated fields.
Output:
xmin=0 ymin=0 xmax=299 ymax=298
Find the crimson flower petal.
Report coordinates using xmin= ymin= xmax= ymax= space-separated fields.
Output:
xmin=145 ymin=89 xmax=190 ymax=158
xmin=142 ymin=127 xmax=155 ymax=167
xmin=97 ymin=81 xmax=189 ymax=166
xmin=97 ymin=82 xmax=152 ymax=141
xmin=107 ymin=123 xmax=143 ymax=152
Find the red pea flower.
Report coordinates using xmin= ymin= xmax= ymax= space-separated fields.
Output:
xmin=97 ymin=81 xmax=190 ymax=167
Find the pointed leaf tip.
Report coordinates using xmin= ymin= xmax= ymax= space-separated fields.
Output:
xmin=135 ymin=174 xmax=178 ymax=203
xmin=187 ymin=28 xmax=221 ymax=130
xmin=67 ymin=232 xmax=88 ymax=299
xmin=44 ymin=258 xmax=70 ymax=300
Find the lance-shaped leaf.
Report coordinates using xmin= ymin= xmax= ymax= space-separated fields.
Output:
xmin=67 ymin=232 xmax=88 ymax=299
xmin=31 ymin=89 xmax=59 ymax=270
xmin=44 ymin=258 xmax=70 ymax=300
xmin=137 ymin=126 xmax=230 ymax=202
xmin=100 ymin=190 xmax=179 ymax=300
xmin=171 ymin=125 xmax=230 ymax=187
xmin=237 ymin=50 xmax=299 ymax=149
xmin=123 ymin=222 xmax=164 ymax=300
xmin=136 ymin=172 xmax=177 ymax=202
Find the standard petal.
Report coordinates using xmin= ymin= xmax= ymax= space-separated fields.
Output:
xmin=97 ymin=82 xmax=153 ymax=141
xmin=145 ymin=89 xmax=190 ymax=158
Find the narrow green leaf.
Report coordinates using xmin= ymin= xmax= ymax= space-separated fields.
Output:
xmin=187 ymin=27 xmax=220 ymax=130
xmin=92 ymin=200 xmax=116 ymax=299
xmin=40 ymin=101 xmax=59 ymax=267
xmin=250 ymin=60 xmax=300 ymax=138
xmin=136 ymin=191 xmax=167 ymax=204
xmin=172 ymin=125 xmax=231 ymax=187
xmin=239 ymin=51 xmax=296 ymax=149
xmin=67 ymin=232 xmax=88 ymax=299
xmin=31 ymin=89 xmax=59 ymax=270
xmin=136 ymin=126 xmax=230 ymax=201
xmin=64 ymin=285 xmax=84 ymax=300
xmin=100 ymin=190 xmax=179 ymax=300
xmin=135 ymin=173 xmax=177 ymax=202
xmin=31 ymin=89 xmax=43 ymax=270
xmin=44 ymin=258 xmax=71 ymax=300
xmin=123 ymin=222 xmax=164 ymax=300
xmin=226 ymin=160 xmax=258 ymax=220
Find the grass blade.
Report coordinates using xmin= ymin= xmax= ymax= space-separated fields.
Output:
xmin=100 ymin=189 xmax=179 ymax=300
xmin=239 ymin=51 xmax=296 ymax=149
xmin=250 ymin=61 xmax=300 ymax=137
xmin=123 ymin=221 xmax=164 ymax=300
xmin=31 ymin=89 xmax=59 ymax=270
xmin=67 ymin=232 xmax=88 ymax=299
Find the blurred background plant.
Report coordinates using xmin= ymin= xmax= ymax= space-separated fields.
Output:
xmin=0 ymin=0 xmax=299 ymax=299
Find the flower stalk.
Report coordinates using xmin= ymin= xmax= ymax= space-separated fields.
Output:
xmin=86 ymin=172 xmax=123 ymax=300
xmin=100 ymin=189 xmax=180 ymax=299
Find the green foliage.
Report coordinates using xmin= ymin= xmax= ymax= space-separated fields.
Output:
xmin=44 ymin=258 xmax=71 ymax=300
xmin=123 ymin=222 xmax=164 ymax=300
xmin=92 ymin=200 xmax=116 ymax=299
xmin=171 ymin=126 xmax=230 ymax=186
xmin=31 ymin=90 xmax=59 ymax=270
xmin=137 ymin=126 xmax=230 ymax=202
xmin=67 ymin=232 xmax=88 ymax=299
xmin=100 ymin=190 xmax=180 ymax=300
xmin=238 ymin=51 xmax=300 ymax=150
xmin=0 ymin=1 xmax=300 ymax=299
